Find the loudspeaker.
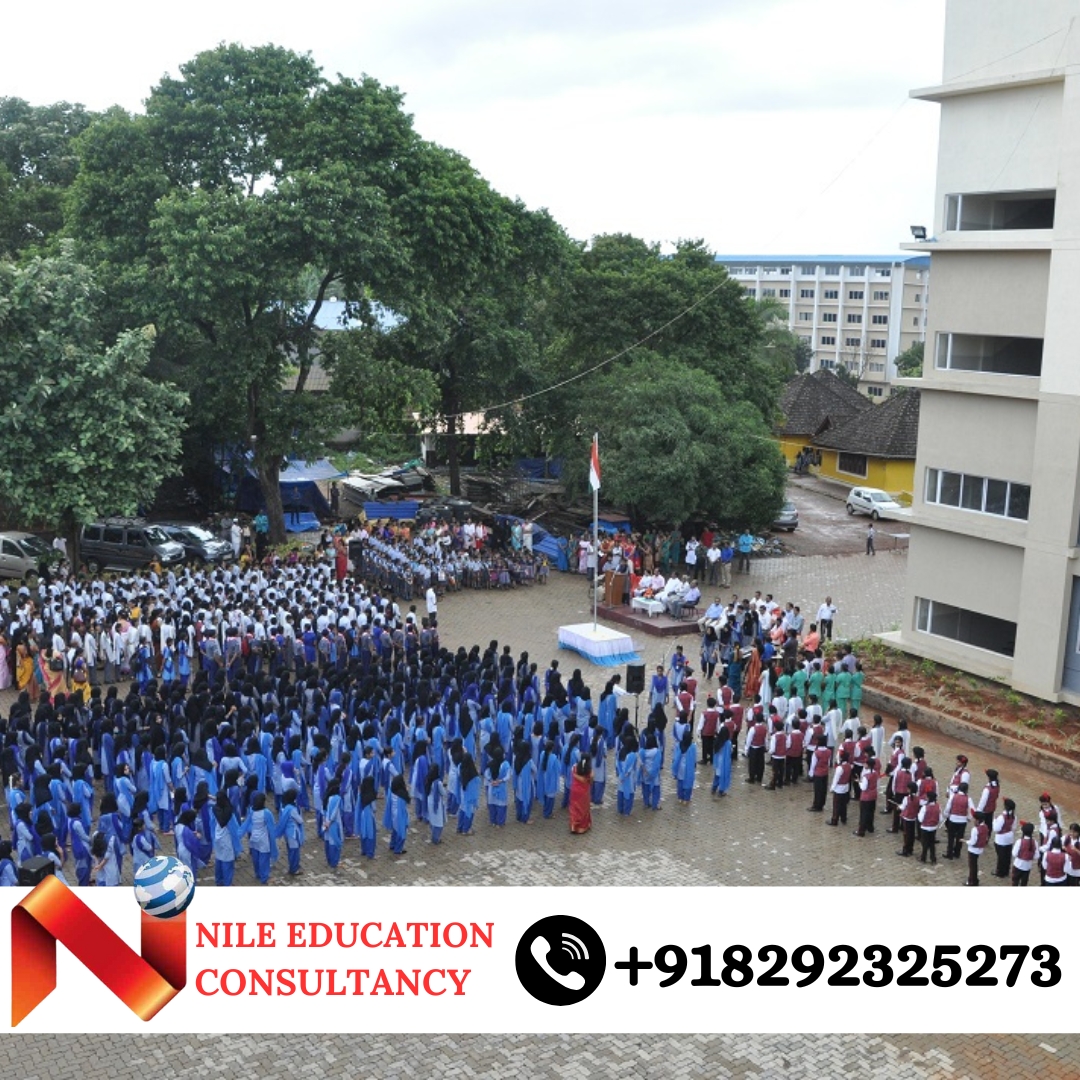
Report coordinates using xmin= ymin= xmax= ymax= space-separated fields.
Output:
xmin=625 ymin=663 xmax=646 ymax=695
xmin=18 ymin=856 xmax=55 ymax=887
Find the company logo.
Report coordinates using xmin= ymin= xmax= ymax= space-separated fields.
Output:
xmin=11 ymin=873 xmax=187 ymax=1025
xmin=515 ymin=915 xmax=606 ymax=1006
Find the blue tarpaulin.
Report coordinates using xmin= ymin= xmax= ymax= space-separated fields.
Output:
xmin=364 ymin=501 xmax=420 ymax=520
xmin=232 ymin=456 xmax=346 ymax=518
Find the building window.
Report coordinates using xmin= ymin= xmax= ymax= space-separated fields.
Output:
xmin=876 ymin=268 xmax=891 ymax=277
xmin=945 ymin=190 xmax=1055 ymax=231
xmin=837 ymin=452 xmax=868 ymax=477
xmin=798 ymin=312 xmax=813 ymax=321
xmin=934 ymin=332 xmax=1043 ymax=377
xmin=846 ymin=265 xmax=866 ymax=276
xmin=800 ymin=288 xmax=815 ymax=299
xmin=870 ymin=338 xmax=887 ymax=349
xmin=800 ymin=336 xmax=811 ymax=344
xmin=924 ymin=468 xmax=1031 ymax=520
xmin=867 ymin=386 xmax=884 ymax=398
xmin=868 ymin=362 xmax=885 ymax=372
xmin=800 ymin=265 xmax=817 ymax=275
xmin=820 ymin=359 xmax=835 ymax=370
xmin=822 ymin=265 xmax=841 ymax=276
xmin=822 ymin=312 xmax=838 ymax=323
xmin=849 ymin=290 xmax=864 ymax=300
xmin=915 ymin=598 xmax=1016 ymax=657
xmin=845 ymin=337 xmax=862 ymax=348
xmin=914 ymin=293 xmax=922 ymax=302
xmin=761 ymin=288 xmax=776 ymax=297
xmin=871 ymin=314 xmax=889 ymax=325
xmin=873 ymin=291 xmax=889 ymax=301
xmin=779 ymin=288 xmax=790 ymax=298
xmin=743 ymin=287 xmax=755 ymax=297
xmin=913 ymin=316 xmax=920 ymax=326
xmin=847 ymin=314 xmax=862 ymax=324
xmin=821 ymin=336 xmax=836 ymax=346
xmin=823 ymin=289 xmax=839 ymax=299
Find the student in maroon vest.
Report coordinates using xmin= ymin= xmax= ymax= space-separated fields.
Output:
xmin=991 ymin=799 xmax=1017 ymax=878
xmin=1038 ymin=811 xmax=1061 ymax=885
xmin=1038 ymin=793 xmax=1059 ymax=845
xmin=917 ymin=791 xmax=941 ymax=864
xmin=1064 ymin=823 xmax=1080 ymax=886
xmin=1042 ymin=836 xmax=1068 ymax=886
xmin=965 ymin=818 xmax=991 ymax=886
xmin=806 ymin=735 xmax=831 ymax=812
xmin=744 ymin=714 xmax=768 ymax=785
xmin=948 ymin=754 xmax=970 ymax=794
xmin=765 ymin=720 xmax=787 ymax=791
xmin=785 ymin=722 xmax=804 ymax=786
xmin=917 ymin=767 xmax=937 ymax=806
xmin=700 ymin=698 xmax=721 ymax=770
xmin=1011 ymin=822 xmax=1037 ymax=886
xmin=883 ymin=736 xmax=905 ymax=818
xmin=853 ymin=756 xmax=880 ymax=837
xmin=896 ymin=790 xmax=920 ymax=857
xmin=910 ymin=746 xmax=927 ymax=783
xmin=973 ymin=769 xmax=999 ymax=828
xmin=943 ymin=782 xmax=971 ymax=860
xmin=827 ymin=750 xmax=852 ymax=827
xmin=888 ymin=757 xmax=913 ymax=835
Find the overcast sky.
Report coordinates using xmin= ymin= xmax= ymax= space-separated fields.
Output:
xmin=3 ymin=0 xmax=946 ymax=255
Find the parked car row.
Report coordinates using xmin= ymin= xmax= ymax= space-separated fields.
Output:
xmin=0 ymin=518 xmax=235 ymax=580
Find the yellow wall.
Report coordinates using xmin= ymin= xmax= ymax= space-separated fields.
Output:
xmin=818 ymin=451 xmax=914 ymax=504
xmin=777 ymin=436 xmax=813 ymax=465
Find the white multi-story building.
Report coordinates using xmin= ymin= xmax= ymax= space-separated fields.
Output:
xmin=890 ymin=0 xmax=1080 ymax=701
xmin=716 ymin=255 xmax=929 ymax=398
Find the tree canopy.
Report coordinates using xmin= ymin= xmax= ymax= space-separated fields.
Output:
xmin=0 ymin=245 xmax=186 ymax=558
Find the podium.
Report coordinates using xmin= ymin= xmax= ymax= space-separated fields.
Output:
xmin=603 ymin=571 xmax=628 ymax=606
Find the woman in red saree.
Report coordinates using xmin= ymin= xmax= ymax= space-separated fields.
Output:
xmin=569 ymin=756 xmax=593 ymax=834
xmin=333 ymin=534 xmax=348 ymax=582
xmin=743 ymin=642 xmax=763 ymax=703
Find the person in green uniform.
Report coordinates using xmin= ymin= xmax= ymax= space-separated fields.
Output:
xmin=851 ymin=662 xmax=864 ymax=715
xmin=822 ymin=665 xmax=837 ymax=712
xmin=835 ymin=665 xmax=853 ymax=718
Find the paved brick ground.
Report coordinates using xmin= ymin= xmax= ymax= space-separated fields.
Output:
xmin=6 ymin=1032 xmax=1078 ymax=1080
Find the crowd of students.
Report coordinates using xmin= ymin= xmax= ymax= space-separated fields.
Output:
xmin=0 ymin=549 xmax=1073 ymax=889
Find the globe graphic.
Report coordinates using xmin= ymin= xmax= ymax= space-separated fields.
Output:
xmin=133 ymin=855 xmax=196 ymax=918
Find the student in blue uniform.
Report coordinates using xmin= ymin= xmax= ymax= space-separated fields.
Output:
xmin=513 ymin=742 xmax=536 ymax=824
xmin=640 ymin=733 xmax=663 ymax=810
xmin=14 ymin=802 xmax=41 ymax=863
xmin=175 ymin=809 xmax=212 ymax=878
xmin=589 ymin=726 xmax=607 ymax=806
xmin=538 ymin=740 xmax=561 ymax=819
xmin=426 ymin=766 xmax=446 ymax=844
xmin=212 ymin=793 xmax=242 ymax=886
xmin=388 ymin=773 xmax=410 ymax=854
xmin=0 ymin=841 xmax=17 ymax=887
xmin=132 ymin=810 xmax=160 ymax=874
xmin=321 ymin=780 xmax=344 ymax=869
xmin=711 ymin=724 xmax=733 ymax=797
xmin=357 ymin=775 xmax=378 ymax=858
xmin=561 ymin=733 xmax=581 ymax=810
xmin=485 ymin=749 xmax=510 ymax=827
xmin=672 ymin=729 xmax=698 ymax=804
xmin=149 ymin=746 xmax=174 ymax=833
xmin=456 ymin=754 xmax=480 ymax=836
xmin=66 ymin=802 xmax=93 ymax=886
xmin=275 ymin=789 xmax=305 ymax=876
xmin=91 ymin=829 xmax=122 ymax=886
xmin=242 ymin=792 xmax=278 ymax=884
xmin=616 ymin=736 xmax=640 ymax=815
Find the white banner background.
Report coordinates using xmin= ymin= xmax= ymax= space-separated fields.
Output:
xmin=1 ymin=885 xmax=1073 ymax=1033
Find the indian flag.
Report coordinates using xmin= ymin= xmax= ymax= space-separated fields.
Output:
xmin=589 ymin=434 xmax=601 ymax=492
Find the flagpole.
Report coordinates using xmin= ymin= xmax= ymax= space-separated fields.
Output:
xmin=593 ymin=481 xmax=599 ymax=631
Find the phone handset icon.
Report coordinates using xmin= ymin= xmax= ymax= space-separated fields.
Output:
xmin=530 ymin=936 xmax=586 ymax=991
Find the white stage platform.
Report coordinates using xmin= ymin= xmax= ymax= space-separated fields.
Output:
xmin=557 ymin=622 xmax=641 ymax=667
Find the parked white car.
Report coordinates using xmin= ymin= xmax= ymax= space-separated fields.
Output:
xmin=845 ymin=487 xmax=903 ymax=520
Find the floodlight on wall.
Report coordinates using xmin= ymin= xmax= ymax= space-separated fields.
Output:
xmin=910 ymin=225 xmax=927 ymax=240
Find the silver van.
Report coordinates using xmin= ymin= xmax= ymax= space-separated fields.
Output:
xmin=0 ymin=532 xmax=53 ymax=580
xmin=79 ymin=519 xmax=185 ymax=573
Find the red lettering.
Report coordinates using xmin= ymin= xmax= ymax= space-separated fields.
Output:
xmin=195 ymin=969 xmax=218 ymax=995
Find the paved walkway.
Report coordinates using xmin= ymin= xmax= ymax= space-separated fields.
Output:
xmin=11 ymin=1032 xmax=1080 ymax=1080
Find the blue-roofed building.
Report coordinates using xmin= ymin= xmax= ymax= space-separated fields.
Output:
xmin=714 ymin=254 xmax=930 ymax=398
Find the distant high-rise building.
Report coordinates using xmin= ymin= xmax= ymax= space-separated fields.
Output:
xmin=715 ymin=255 xmax=929 ymax=398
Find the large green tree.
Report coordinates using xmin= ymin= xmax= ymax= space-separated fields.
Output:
xmin=0 ymin=98 xmax=96 ymax=257
xmin=67 ymin=45 xmax=426 ymax=541
xmin=0 ymin=245 xmax=186 ymax=562
xmin=535 ymin=236 xmax=788 ymax=526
